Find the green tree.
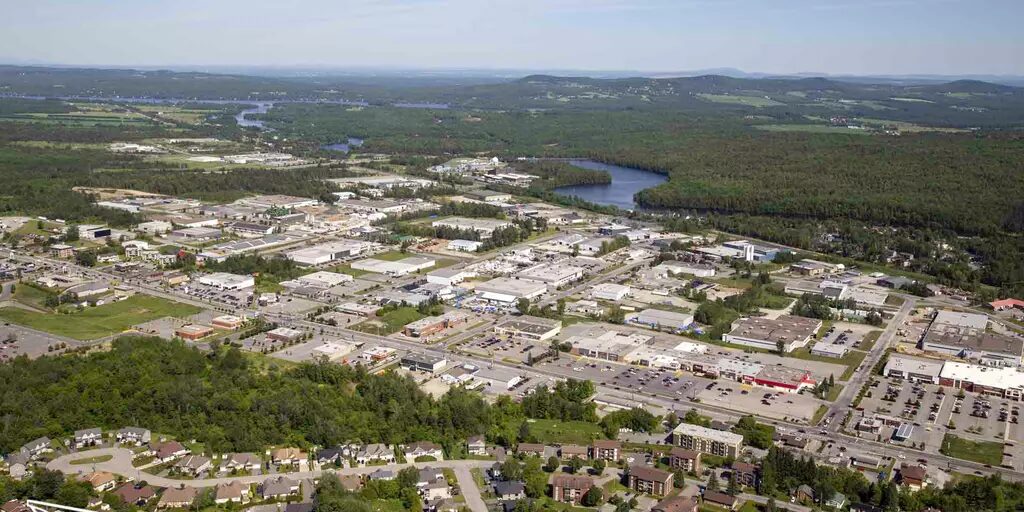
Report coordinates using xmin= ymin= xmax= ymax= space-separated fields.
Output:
xmin=581 ymin=487 xmax=604 ymax=507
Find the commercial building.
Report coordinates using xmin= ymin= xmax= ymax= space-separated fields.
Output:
xmin=723 ymin=315 xmax=822 ymax=352
xmin=400 ymin=353 xmax=447 ymax=374
xmin=567 ymin=331 xmax=652 ymax=362
xmin=657 ymin=261 xmax=716 ymax=278
xmin=473 ymin=366 xmax=524 ymax=390
xmin=671 ymin=423 xmax=743 ymax=459
xmin=286 ymin=240 xmax=369 ymax=266
xmin=465 ymin=190 xmax=512 ymax=203
xmin=883 ymin=355 xmax=944 ymax=384
xmin=266 ymin=327 xmax=304 ymax=343
xmin=629 ymin=309 xmax=695 ymax=332
xmin=752 ymin=366 xmax=816 ymax=393
xmin=282 ymin=271 xmax=353 ymax=289
xmin=431 ymin=217 xmax=513 ymax=238
xmin=426 ymin=268 xmax=475 ymax=286
xmin=171 ymin=227 xmax=223 ymax=241
xmin=938 ymin=362 xmax=1024 ymax=401
xmin=591 ymin=283 xmax=630 ymax=301
xmin=810 ymin=342 xmax=848 ymax=359
xmin=447 ymin=239 xmax=483 ymax=252
xmin=198 ymin=272 xmax=255 ymax=290
xmin=175 ymin=324 xmax=215 ymax=341
xmin=403 ymin=311 xmax=469 ymax=338
xmin=239 ymin=195 xmax=318 ymax=209
xmin=225 ymin=222 xmax=274 ymax=238
xmin=921 ymin=310 xmax=1021 ymax=367
xmin=211 ymin=315 xmax=243 ymax=330
xmin=474 ymin=277 xmax=546 ymax=303
xmin=494 ymin=316 xmax=562 ymax=342
xmin=516 ymin=262 xmax=586 ymax=287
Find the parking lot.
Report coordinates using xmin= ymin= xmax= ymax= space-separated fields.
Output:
xmin=463 ymin=333 xmax=544 ymax=364
xmin=856 ymin=375 xmax=1024 ymax=469
xmin=0 ymin=323 xmax=83 ymax=360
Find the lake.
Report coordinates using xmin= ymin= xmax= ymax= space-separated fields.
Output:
xmin=322 ymin=137 xmax=365 ymax=153
xmin=552 ymin=160 xmax=668 ymax=210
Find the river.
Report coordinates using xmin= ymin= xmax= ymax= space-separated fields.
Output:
xmin=552 ymin=160 xmax=667 ymax=210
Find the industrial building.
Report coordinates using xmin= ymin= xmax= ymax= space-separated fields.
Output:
xmin=447 ymin=239 xmax=483 ymax=252
xmin=810 ymin=342 xmax=849 ymax=359
xmin=286 ymin=240 xmax=369 ymax=266
xmin=280 ymin=271 xmax=353 ymax=289
xmin=671 ymin=423 xmax=743 ymax=459
xmin=591 ymin=283 xmax=630 ymax=301
xmin=426 ymin=268 xmax=476 ymax=286
xmin=431 ymin=217 xmax=513 ymax=238
xmin=403 ymin=311 xmax=469 ymax=338
xmin=921 ymin=310 xmax=1022 ymax=367
xmin=567 ymin=331 xmax=653 ymax=362
xmin=494 ymin=316 xmax=562 ymax=341
xmin=474 ymin=277 xmax=547 ymax=303
xmin=350 ymin=256 xmax=435 ymax=276
xmin=629 ymin=309 xmax=695 ymax=332
xmin=400 ymin=353 xmax=447 ymax=374
xmin=198 ymin=272 xmax=255 ymax=290
xmin=722 ymin=315 xmax=822 ymax=352
xmin=515 ymin=262 xmax=586 ymax=287
xmin=657 ymin=261 xmax=716 ymax=278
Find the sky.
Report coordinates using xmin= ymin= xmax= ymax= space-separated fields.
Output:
xmin=3 ymin=0 xmax=1023 ymax=76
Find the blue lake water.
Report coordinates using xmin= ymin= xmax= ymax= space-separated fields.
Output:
xmin=552 ymin=160 xmax=668 ymax=210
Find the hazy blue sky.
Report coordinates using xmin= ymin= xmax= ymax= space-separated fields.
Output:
xmin=3 ymin=0 xmax=1022 ymax=75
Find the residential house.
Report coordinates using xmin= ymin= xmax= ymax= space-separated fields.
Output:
xmin=628 ymin=465 xmax=674 ymax=496
xmin=421 ymin=480 xmax=452 ymax=501
xmin=592 ymin=440 xmax=621 ymax=461
xmin=551 ymin=474 xmax=594 ymax=504
xmin=152 ymin=441 xmax=190 ymax=462
xmin=116 ymin=427 xmax=151 ymax=446
xmin=158 ymin=486 xmax=198 ymax=509
xmin=113 ymin=483 xmax=156 ymax=506
xmin=418 ymin=467 xmax=445 ymax=487
xmin=795 ymin=484 xmax=815 ymax=503
xmin=488 ymin=462 xmax=504 ymax=480
xmin=466 ymin=436 xmax=487 ymax=456
xmin=317 ymin=448 xmax=347 ymax=466
xmin=1 ymin=501 xmax=29 ymax=512
xmin=261 ymin=476 xmax=300 ymax=500
xmin=4 ymin=453 xmax=29 ymax=480
xmin=493 ymin=481 xmax=526 ymax=501
xmin=899 ymin=464 xmax=928 ymax=491
xmin=702 ymin=491 xmax=738 ymax=511
xmin=356 ymin=444 xmax=396 ymax=465
xmin=403 ymin=441 xmax=444 ymax=461
xmin=516 ymin=443 xmax=546 ymax=457
xmin=271 ymin=447 xmax=306 ymax=466
xmin=729 ymin=461 xmax=759 ymax=488
xmin=669 ymin=447 xmax=701 ymax=473
xmin=20 ymin=437 xmax=52 ymax=459
xmin=850 ymin=504 xmax=883 ymax=512
xmin=223 ymin=452 xmax=262 ymax=472
xmin=214 ymin=481 xmax=248 ymax=504
xmin=74 ymin=428 xmax=103 ymax=449
xmin=369 ymin=469 xmax=395 ymax=481
xmin=652 ymin=496 xmax=699 ymax=512
xmin=175 ymin=455 xmax=213 ymax=477
xmin=826 ymin=492 xmax=848 ymax=509
xmin=559 ymin=444 xmax=588 ymax=460
xmin=79 ymin=471 xmax=117 ymax=493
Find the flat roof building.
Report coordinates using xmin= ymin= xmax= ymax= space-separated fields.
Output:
xmin=474 ymin=277 xmax=546 ymax=303
xmin=883 ymin=355 xmax=945 ymax=384
xmin=939 ymin=362 xmax=1024 ymax=401
xmin=176 ymin=324 xmax=214 ymax=341
xmin=286 ymin=240 xmax=369 ymax=266
xmin=671 ymin=423 xmax=743 ymax=459
xmin=591 ymin=283 xmax=630 ymax=301
xmin=401 ymin=353 xmax=447 ymax=373
xmin=494 ymin=316 xmax=562 ymax=341
xmin=922 ymin=310 xmax=1021 ymax=367
xmin=351 ymin=256 xmax=435 ymax=276
xmin=567 ymin=331 xmax=652 ymax=362
xmin=723 ymin=315 xmax=822 ymax=352
xmin=516 ymin=262 xmax=586 ymax=287
xmin=198 ymin=272 xmax=255 ymax=290
xmin=810 ymin=342 xmax=848 ymax=359
xmin=431 ymin=217 xmax=513 ymax=238
xmin=629 ymin=309 xmax=695 ymax=332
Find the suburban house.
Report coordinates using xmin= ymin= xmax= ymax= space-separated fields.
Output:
xmin=592 ymin=440 xmax=621 ymax=461
xmin=466 ymin=435 xmax=487 ymax=456
xmin=113 ymin=483 xmax=156 ymax=506
xmin=369 ymin=469 xmax=395 ymax=481
xmin=175 ymin=455 xmax=213 ymax=477
xmin=261 ymin=476 xmax=300 ymax=500
xmin=826 ymin=492 xmax=848 ymax=508
xmin=516 ymin=443 xmax=546 ymax=457
xmin=703 ymin=491 xmax=738 ymax=510
xmin=270 ymin=447 xmax=306 ymax=466
xmin=20 ymin=437 xmax=52 ymax=459
xmin=215 ymin=481 xmax=248 ymax=504
xmin=223 ymin=452 xmax=262 ymax=472
xmin=403 ymin=441 xmax=444 ymax=461
xmin=653 ymin=496 xmax=699 ymax=512
xmin=421 ymin=480 xmax=452 ymax=501
xmin=628 ymin=465 xmax=674 ymax=496
xmin=493 ymin=481 xmax=526 ymax=501
xmin=669 ymin=447 xmax=701 ymax=473
xmin=116 ymin=427 xmax=151 ymax=446
xmin=79 ymin=472 xmax=117 ymax=493
xmin=551 ymin=474 xmax=594 ymax=504
xmin=152 ymin=441 xmax=190 ymax=462
xmin=158 ymin=486 xmax=198 ymax=509
xmin=356 ymin=444 xmax=396 ymax=465
xmin=795 ymin=484 xmax=815 ymax=503
xmin=74 ymin=428 xmax=103 ymax=449
xmin=316 ymin=448 xmax=347 ymax=466
xmin=898 ymin=464 xmax=928 ymax=491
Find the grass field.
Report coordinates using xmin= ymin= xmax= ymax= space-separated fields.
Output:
xmin=351 ymin=306 xmax=424 ymax=335
xmin=755 ymin=124 xmax=873 ymax=135
xmin=526 ymin=418 xmax=606 ymax=444
xmin=13 ymin=284 xmax=55 ymax=310
xmin=940 ymin=434 xmax=1003 ymax=465
xmin=697 ymin=93 xmax=784 ymax=107
xmin=0 ymin=294 xmax=201 ymax=340
xmin=790 ymin=345 xmax=867 ymax=382
xmin=70 ymin=454 xmax=114 ymax=465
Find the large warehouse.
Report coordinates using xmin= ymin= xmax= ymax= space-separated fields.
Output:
xmin=474 ymin=277 xmax=547 ymax=304
xmin=494 ymin=316 xmax=562 ymax=341
xmin=286 ymin=240 xmax=370 ymax=266
xmin=629 ymin=309 xmax=695 ymax=332
xmin=198 ymin=272 xmax=255 ymax=290
xmin=722 ymin=315 xmax=822 ymax=352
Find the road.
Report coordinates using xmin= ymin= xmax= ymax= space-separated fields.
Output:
xmin=48 ymin=448 xmax=490 ymax=511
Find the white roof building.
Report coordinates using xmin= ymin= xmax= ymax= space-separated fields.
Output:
xmin=286 ymin=240 xmax=369 ymax=266
xmin=447 ymin=239 xmax=484 ymax=252
xmin=629 ymin=309 xmax=695 ymax=331
xmin=474 ymin=277 xmax=547 ymax=303
xmin=198 ymin=272 xmax=255 ymax=290
xmin=591 ymin=283 xmax=630 ymax=301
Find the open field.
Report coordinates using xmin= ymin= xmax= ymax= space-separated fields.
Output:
xmin=697 ymin=93 xmax=784 ymax=107
xmin=755 ymin=124 xmax=873 ymax=135
xmin=0 ymin=294 xmax=202 ymax=340
xmin=69 ymin=454 xmax=114 ymax=465
xmin=940 ymin=434 xmax=1004 ymax=465
xmin=790 ymin=346 xmax=868 ymax=382
xmin=351 ymin=306 xmax=424 ymax=335
xmin=526 ymin=418 xmax=606 ymax=444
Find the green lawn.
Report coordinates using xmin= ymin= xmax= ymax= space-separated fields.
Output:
xmin=13 ymin=284 xmax=55 ymax=310
xmin=789 ymin=346 xmax=867 ymax=382
xmin=940 ymin=434 xmax=1003 ymax=465
xmin=0 ymin=294 xmax=201 ymax=340
xmin=374 ymin=251 xmax=412 ymax=261
xmin=331 ymin=263 xmax=370 ymax=277
xmin=351 ymin=306 xmax=424 ymax=335
xmin=527 ymin=418 xmax=606 ymax=444
xmin=70 ymin=454 xmax=113 ymax=465
xmin=859 ymin=330 xmax=883 ymax=352
xmin=811 ymin=405 xmax=829 ymax=425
